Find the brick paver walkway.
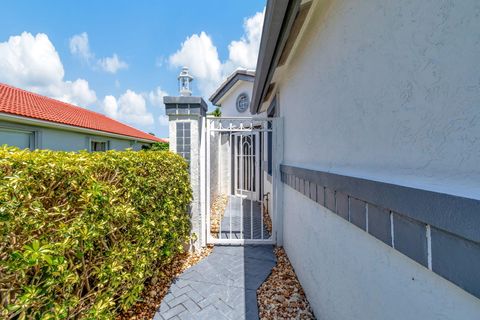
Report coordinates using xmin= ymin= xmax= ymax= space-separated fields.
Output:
xmin=220 ymin=196 xmax=270 ymax=240
xmin=154 ymin=245 xmax=276 ymax=320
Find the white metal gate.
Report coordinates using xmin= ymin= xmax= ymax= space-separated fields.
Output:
xmin=205 ymin=117 xmax=281 ymax=245
xmin=233 ymin=132 xmax=260 ymax=200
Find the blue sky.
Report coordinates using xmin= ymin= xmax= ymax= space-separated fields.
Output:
xmin=0 ymin=0 xmax=265 ymax=137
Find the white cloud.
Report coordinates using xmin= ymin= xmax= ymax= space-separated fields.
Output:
xmin=58 ymin=79 xmax=97 ymax=106
xmin=0 ymin=32 xmax=96 ymax=106
xmin=158 ymin=115 xmax=169 ymax=126
xmin=149 ymin=87 xmax=169 ymax=128
xmin=168 ymin=10 xmax=264 ymax=97
xmin=102 ymin=95 xmax=118 ymax=118
xmin=0 ymin=32 xmax=64 ymax=86
xmin=102 ymin=87 xmax=169 ymax=129
xmin=98 ymin=54 xmax=128 ymax=73
xmin=148 ymin=86 xmax=168 ymax=107
xmin=69 ymin=32 xmax=128 ymax=74
xmin=227 ymin=10 xmax=264 ymax=69
xmin=69 ymin=32 xmax=92 ymax=62
xmin=102 ymin=90 xmax=154 ymax=127
xmin=169 ymin=31 xmax=222 ymax=97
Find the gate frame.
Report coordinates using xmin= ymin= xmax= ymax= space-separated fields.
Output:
xmin=203 ymin=116 xmax=283 ymax=246
xmin=233 ymin=131 xmax=260 ymax=200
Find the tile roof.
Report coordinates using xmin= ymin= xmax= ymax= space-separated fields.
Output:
xmin=0 ymin=83 xmax=164 ymax=142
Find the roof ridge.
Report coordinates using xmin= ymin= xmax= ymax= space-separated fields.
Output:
xmin=0 ymin=82 xmax=163 ymax=143
xmin=1 ymin=82 xmax=91 ymax=111
xmin=209 ymin=69 xmax=256 ymax=105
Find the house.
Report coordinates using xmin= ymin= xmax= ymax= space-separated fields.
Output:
xmin=163 ymin=2 xmax=480 ymax=317
xmin=207 ymin=69 xmax=277 ymax=219
xmin=165 ymin=67 xmax=276 ymax=250
xmin=0 ymin=83 xmax=163 ymax=151
xmin=209 ymin=69 xmax=259 ymax=117
xmin=247 ymin=0 xmax=480 ymax=319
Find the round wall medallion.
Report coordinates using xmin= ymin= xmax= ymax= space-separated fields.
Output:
xmin=236 ymin=93 xmax=250 ymax=113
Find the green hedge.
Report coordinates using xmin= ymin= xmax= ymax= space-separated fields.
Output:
xmin=142 ymin=141 xmax=169 ymax=151
xmin=0 ymin=147 xmax=192 ymax=319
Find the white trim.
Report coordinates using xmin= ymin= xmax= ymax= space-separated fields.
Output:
xmin=89 ymin=139 xmax=109 ymax=152
xmin=390 ymin=211 xmax=395 ymax=248
xmin=426 ymin=225 xmax=433 ymax=270
xmin=0 ymin=126 xmax=34 ymax=134
xmin=272 ymin=117 xmax=284 ymax=245
xmin=210 ymin=71 xmax=255 ymax=106
xmin=366 ymin=203 xmax=369 ymax=233
xmin=233 ymin=132 xmax=260 ymax=200
xmin=205 ymin=118 xmax=211 ymax=245
xmin=0 ymin=112 xmax=158 ymax=144
xmin=200 ymin=117 xmax=207 ymax=247
xmin=207 ymin=237 xmax=275 ymax=245
xmin=206 ymin=116 xmax=269 ymax=120
xmin=210 ymin=128 xmax=274 ymax=132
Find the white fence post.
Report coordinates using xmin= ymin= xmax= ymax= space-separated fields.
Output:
xmin=200 ymin=116 xmax=206 ymax=247
xmin=273 ymin=117 xmax=284 ymax=245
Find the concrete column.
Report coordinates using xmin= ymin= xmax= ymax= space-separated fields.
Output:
xmin=163 ymin=96 xmax=207 ymax=250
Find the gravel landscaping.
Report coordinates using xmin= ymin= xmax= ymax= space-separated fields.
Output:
xmin=117 ymin=247 xmax=212 ymax=320
xmin=118 ymin=244 xmax=314 ymax=319
xmin=118 ymin=196 xmax=313 ymax=319
xmin=210 ymin=194 xmax=228 ymax=238
xmin=257 ymin=247 xmax=315 ymax=320
xmin=262 ymin=203 xmax=272 ymax=234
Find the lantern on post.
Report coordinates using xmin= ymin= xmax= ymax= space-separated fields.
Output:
xmin=178 ymin=66 xmax=194 ymax=96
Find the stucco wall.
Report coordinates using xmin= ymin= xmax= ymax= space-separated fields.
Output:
xmin=277 ymin=0 xmax=480 ymax=199
xmin=169 ymin=115 xmax=203 ymax=249
xmin=0 ymin=120 xmax=150 ymax=151
xmin=283 ymin=185 xmax=480 ymax=320
xmin=209 ymin=131 xmax=220 ymax=200
xmin=208 ymin=132 xmax=232 ymax=212
xmin=219 ymin=81 xmax=255 ymax=117
xmin=271 ymin=0 xmax=480 ymax=318
xmin=218 ymin=133 xmax=232 ymax=195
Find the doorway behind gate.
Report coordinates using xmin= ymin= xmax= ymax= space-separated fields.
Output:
xmin=205 ymin=117 xmax=280 ymax=245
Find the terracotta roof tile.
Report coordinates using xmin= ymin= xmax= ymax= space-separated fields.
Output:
xmin=0 ymin=83 xmax=164 ymax=142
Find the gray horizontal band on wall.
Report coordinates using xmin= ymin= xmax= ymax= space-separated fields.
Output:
xmin=280 ymin=164 xmax=480 ymax=244
xmin=280 ymin=164 xmax=480 ymax=299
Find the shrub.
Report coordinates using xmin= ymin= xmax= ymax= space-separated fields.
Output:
xmin=142 ymin=142 xmax=169 ymax=151
xmin=0 ymin=147 xmax=192 ymax=319
xmin=208 ymin=107 xmax=221 ymax=117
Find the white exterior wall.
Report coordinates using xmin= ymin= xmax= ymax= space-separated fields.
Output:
xmin=219 ymin=81 xmax=256 ymax=117
xmin=283 ymin=185 xmax=480 ymax=320
xmin=270 ymin=0 xmax=480 ymax=318
xmin=0 ymin=120 xmax=150 ymax=151
xmin=209 ymin=131 xmax=220 ymax=200
xmin=218 ymin=133 xmax=231 ymax=195
xmin=277 ymin=0 xmax=480 ymax=199
xmin=208 ymin=131 xmax=231 ymax=200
